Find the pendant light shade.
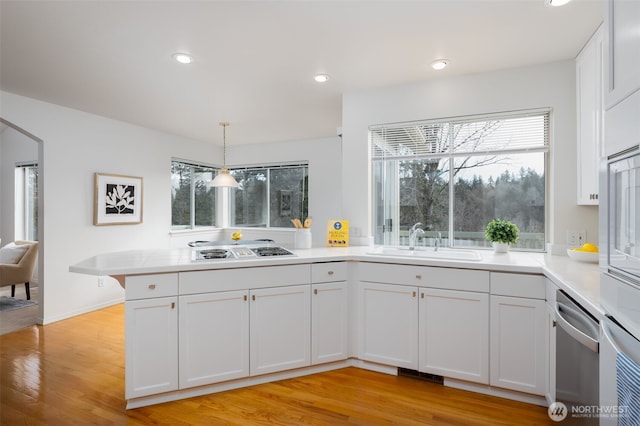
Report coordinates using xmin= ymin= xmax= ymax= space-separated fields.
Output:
xmin=211 ymin=121 xmax=239 ymax=188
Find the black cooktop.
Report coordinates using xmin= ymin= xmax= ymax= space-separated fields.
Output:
xmin=251 ymin=246 xmax=295 ymax=257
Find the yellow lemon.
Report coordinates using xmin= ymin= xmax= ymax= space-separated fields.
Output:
xmin=231 ymin=232 xmax=242 ymax=241
xmin=581 ymin=243 xmax=598 ymax=252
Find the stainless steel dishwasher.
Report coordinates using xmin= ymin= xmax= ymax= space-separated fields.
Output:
xmin=554 ymin=290 xmax=599 ymax=425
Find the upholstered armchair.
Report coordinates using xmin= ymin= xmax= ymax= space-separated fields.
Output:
xmin=0 ymin=241 xmax=38 ymax=300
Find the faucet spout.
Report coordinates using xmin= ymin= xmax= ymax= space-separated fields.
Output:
xmin=409 ymin=223 xmax=425 ymax=250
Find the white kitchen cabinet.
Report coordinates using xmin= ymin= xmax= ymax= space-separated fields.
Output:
xmin=178 ymin=290 xmax=249 ymax=389
xmin=603 ymin=0 xmax=640 ymax=110
xmin=419 ymin=288 xmax=489 ymax=384
xmin=125 ymin=296 xmax=178 ymax=399
xmin=311 ymin=262 xmax=348 ymax=364
xmin=124 ymin=273 xmax=179 ymax=399
xmin=250 ymin=284 xmax=311 ymax=376
xmin=357 ymin=281 xmax=418 ymax=369
xmin=489 ymin=273 xmax=547 ymax=397
xmin=576 ymin=24 xmax=604 ymax=205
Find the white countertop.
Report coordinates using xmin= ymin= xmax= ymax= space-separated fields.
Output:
xmin=70 ymin=245 xmax=603 ymax=318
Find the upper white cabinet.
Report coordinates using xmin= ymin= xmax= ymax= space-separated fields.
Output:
xmin=603 ymin=0 xmax=640 ymax=110
xmin=576 ymin=24 xmax=604 ymax=205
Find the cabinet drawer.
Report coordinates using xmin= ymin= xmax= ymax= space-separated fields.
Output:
xmin=358 ymin=262 xmax=489 ymax=292
xmin=180 ymin=264 xmax=310 ymax=295
xmin=125 ymin=273 xmax=178 ymax=300
xmin=490 ymin=272 xmax=545 ymax=299
xmin=311 ymin=262 xmax=347 ymax=283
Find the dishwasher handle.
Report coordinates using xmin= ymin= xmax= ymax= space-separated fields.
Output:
xmin=555 ymin=302 xmax=599 ymax=353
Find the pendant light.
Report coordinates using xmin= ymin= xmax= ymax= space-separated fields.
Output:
xmin=211 ymin=121 xmax=239 ymax=188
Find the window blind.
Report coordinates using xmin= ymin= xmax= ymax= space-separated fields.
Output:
xmin=371 ymin=109 xmax=549 ymax=160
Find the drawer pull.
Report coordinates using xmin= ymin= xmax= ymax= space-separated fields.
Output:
xmin=244 ymin=295 xmax=248 ymax=301
xmin=148 ymin=284 xmax=156 ymax=290
xmin=415 ymin=275 xmax=422 ymax=280
xmin=171 ymin=302 xmax=175 ymax=309
xmin=252 ymin=294 xmax=256 ymax=301
xmin=314 ymin=289 xmax=318 ymax=295
xmin=328 ymin=271 xmax=334 ymax=275
xmin=421 ymin=292 xmax=425 ymax=299
xmin=412 ymin=291 xmax=417 ymax=298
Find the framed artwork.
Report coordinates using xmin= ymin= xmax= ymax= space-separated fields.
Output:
xmin=280 ymin=190 xmax=292 ymax=216
xmin=94 ymin=173 xmax=143 ymax=225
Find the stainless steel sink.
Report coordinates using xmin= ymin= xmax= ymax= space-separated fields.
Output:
xmin=367 ymin=246 xmax=482 ymax=261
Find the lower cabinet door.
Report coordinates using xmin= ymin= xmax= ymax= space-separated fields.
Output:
xmin=419 ymin=288 xmax=489 ymax=384
xmin=311 ymin=281 xmax=348 ymax=364
xmin=490 ymin=295 xmax=547 ymax=395
xmin=358 ymin=282 xmax=419 ymax=369
xmin=250 ymin=284 xmax=311 ymax=376
xmin=125 ymin=297 xmax=178 ymax=399
xmin=179 ymin=290 xmax=250 ymax=389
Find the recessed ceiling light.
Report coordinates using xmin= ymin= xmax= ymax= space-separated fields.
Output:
xmin=431 ymin=59 xmax=449 ymax=71
xmin=172 ymin=53 xmax=193 ymax=64
xmin=314 ymin=74 xmax=330 ymax=83
xmin=548 ymin=0 xmax=571 ymax=6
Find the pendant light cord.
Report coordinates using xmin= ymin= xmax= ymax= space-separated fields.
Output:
xmin=220 ymin=121 xmax=229 ymax=168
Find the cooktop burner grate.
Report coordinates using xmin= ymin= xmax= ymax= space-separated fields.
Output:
xmin=251 ymin=246 xmax=295 ymax=257
xmin=197 ymin=249 xmax=232 ymax=260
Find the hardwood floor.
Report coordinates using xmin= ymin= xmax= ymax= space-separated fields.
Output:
xmin=1 ymin=303 xmax=554 ymax=425
xmin=0 ymin=285 xmax=38 ymax=335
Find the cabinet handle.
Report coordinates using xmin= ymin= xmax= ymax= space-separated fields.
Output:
xmin=328 ymin=271 xmax=334 ymax=275
xmin=148 ymin=284 xmax=156 ymax=290
xmin=314 ymin=289 xmax=318 ymax=295
xmin=415 ymin=275 xmax=422 ymax=280
xmin=244 ymin=295 xmax=248 ymax=301
xmin=170 ymin=302 xmax=175 ymax=309
xmin=412 ymin=291 xmax=417 ymax=298
xmin=252 ymin=294 xmax=256 ymax=301
xmin=421 ymin=292 xmax=425 ymax=299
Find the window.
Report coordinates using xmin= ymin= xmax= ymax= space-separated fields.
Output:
xmin=371 ymin=109 xmax=548 ymax=251
xmin=171 ymin=160 xmax=217 ymax=230
xmin=15 ymin=163 xmax=38 ymax=240
xmin=230 ymin=164 xmax=308 ymax=228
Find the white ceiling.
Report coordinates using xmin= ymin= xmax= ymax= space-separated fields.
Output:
xmin=0 ymin=0 xmax=602 ymax=146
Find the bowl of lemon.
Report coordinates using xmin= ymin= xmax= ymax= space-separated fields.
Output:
xmin=567 ymin=243 xmax=599 ymax=263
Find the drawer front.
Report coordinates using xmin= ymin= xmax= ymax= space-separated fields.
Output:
xmin=358 ymin=262 xmax=489 ymax=292
xmin=311 ymin=262 xmax=347 ymax=283
xmin=490 ymin=272 xmax=545 ymax=299
xmin=180 ymin=264 xmax=311 ymax=295
xmin=125 ymin=273 xmax=178 ymax=300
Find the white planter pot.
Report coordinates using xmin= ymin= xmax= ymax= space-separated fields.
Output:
xmin=493 ymin=242 xmax=510 ymax=253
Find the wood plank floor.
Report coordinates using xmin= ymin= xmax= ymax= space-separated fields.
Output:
xmin=1 ymin=303 xmax=554 ymax=425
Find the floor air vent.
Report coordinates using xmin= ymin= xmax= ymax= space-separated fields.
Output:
xmin=398 ymin=368 xmax=444 ymax=385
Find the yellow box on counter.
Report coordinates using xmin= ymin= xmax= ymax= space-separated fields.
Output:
xmin=326 ymin=220 xmax=349 ymax=247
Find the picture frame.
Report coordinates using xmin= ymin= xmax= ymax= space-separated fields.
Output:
xmin=94 ymin=173 xmax=143 ymax=225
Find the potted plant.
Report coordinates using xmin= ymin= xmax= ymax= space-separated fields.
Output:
xmin=485 ymin=218 xmax=519 ymax=253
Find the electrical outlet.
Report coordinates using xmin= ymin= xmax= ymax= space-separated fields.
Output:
xmin=567 ymin=230 xmax=586 ymax=247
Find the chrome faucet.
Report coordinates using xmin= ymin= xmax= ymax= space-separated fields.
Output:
xmin=434 ymin=232 xmax=442 ymax=251
xmin=408 ymin=223 xmax=425 ymax=250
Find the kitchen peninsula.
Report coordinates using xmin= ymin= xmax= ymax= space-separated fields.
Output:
xmin=70 ymin=246 xmax=600 ymax=409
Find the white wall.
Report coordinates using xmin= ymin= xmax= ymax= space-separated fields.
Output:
xmin=341 ymin=60 xmax=599 ymax=248
xmin=0 ymin=125 xmax=39 ymax=245
xmin=0 ymin=91 xmax=220 ymax=324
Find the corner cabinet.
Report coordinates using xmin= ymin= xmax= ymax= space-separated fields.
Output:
xmin=124 ymin=273 xmax=179 ymax=399
xmin=576 ymin=24 xmax=604 ymax=205
xmin=489 ymin=272 xmax=547 ymax=396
